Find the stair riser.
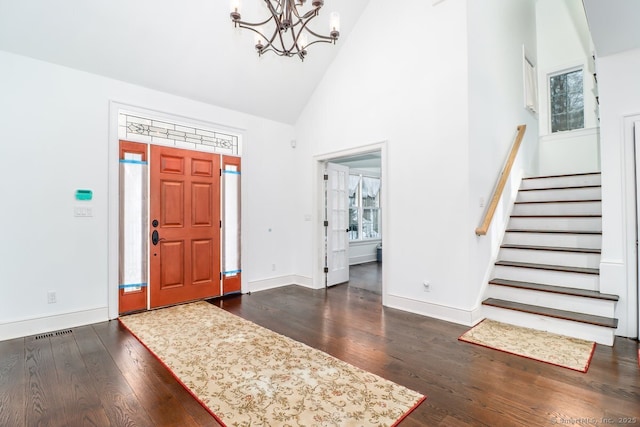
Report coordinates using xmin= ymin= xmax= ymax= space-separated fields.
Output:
xmin=517 ymin=187 xmax=601 ymax=202
xmin=512 ymin=201 xmax=601 ymax=216
xmin=498 ymin=248 xmax=600 ymax=269
xmin=508 ymin=217 xmax=601 ymax=232
xmin=502 ymin=232 xmax=601 ymax=249
xmin=520 ymin=174 xmax=601 ymax=190
xmin=486 ymin=285 xmax=615 ymax=318
xmin=492 ymin=265 xmax=599 ymax=290
xmin=482 ymin=305 xmax=614 ymax=345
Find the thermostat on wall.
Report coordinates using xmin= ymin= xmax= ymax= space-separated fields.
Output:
xmin=75 ymin=189 xmax=93 ymax=201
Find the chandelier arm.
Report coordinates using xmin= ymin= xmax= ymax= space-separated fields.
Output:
xmin=237 ymin=23 xmax=270 ymax=40
xmin=305 ymin=27 xmax=336 ymax=41
xmin=302 ymin=39 xmax=333 ymax=49
xmin=236 ymin=24 xmax=282 ymax=54
xmin=235 ymin=15 xmax=275 ymax=28
xmin=265 ymin=0 xmax=282 ymax=18
xmin=299 ymin=9 xmax=319 ymax=20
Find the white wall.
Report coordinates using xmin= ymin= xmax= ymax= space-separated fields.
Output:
xmin=349 ymin=241 xmax=379 ymax=265
xmin=0 ymin=50 xmax=296 ymax=340
xmin=538 ymin=127 xmax=600 ymax=175
xmin=466 ymin=0 xmax=539 ymax=313
xmin=293 ymin=0 xmax=538 ymax=325
xmin=597 ymin=48 xmax=640 ymax=338
xmin=535 ymin=0 xmax=600 ymax=174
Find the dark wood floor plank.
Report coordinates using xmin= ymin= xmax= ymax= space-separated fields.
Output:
xmin=93 ymin=321 xmax=216 ymax=427
xmin=73 ymin=324 xmax=155 ymax=427
xmin=0 ymin=337 xmax=25 ymax=427
xmin=109 ymin=321 xmax=221 ymax=427
xmin=50 ymin=330 xmax=111 ymax=426
xmin=24 ymin=336 xmax=68 ymax=426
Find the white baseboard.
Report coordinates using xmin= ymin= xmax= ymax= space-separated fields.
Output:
xmin=246 ymin=275 xmax=314 ymax=293
xmin=349 ymin=255 xmax=377 ymax=265
xmin=0 ymin=307 xmax=109 ymax=342
xmin=385 ymin=293 xmax=477 ymax=326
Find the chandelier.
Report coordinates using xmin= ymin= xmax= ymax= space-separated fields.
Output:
xmin=230 ymin=0 xmax=340 ymax=60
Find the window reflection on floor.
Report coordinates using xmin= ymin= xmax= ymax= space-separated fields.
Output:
xmin=346 ymin=262 xmax=381 ymax=295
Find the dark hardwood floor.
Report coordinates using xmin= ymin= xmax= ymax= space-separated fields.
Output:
xmin=1 ymin=269 xmax=638 ymax=426
xmin=345 ymin=261 xmax=382 ymax=294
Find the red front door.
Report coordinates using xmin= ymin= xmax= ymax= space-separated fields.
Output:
xmin=149 ymin=145 xmax=221 ymax=308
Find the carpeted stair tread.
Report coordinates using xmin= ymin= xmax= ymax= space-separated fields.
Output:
xmin=482 ymin=298 xmax=618 ymax=328
xmin=500 ymin=244 xmax=601 ymax=254
xmin=488 ymin=278 xmax=619 ymax=301
xmin=495 ymin=260 xmax=599 ymax=275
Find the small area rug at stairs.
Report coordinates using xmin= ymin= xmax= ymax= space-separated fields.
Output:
xmin=119 ymin=301 xmax=425 ymax=426
xmin=458 ymin=319 xmax=596 ymax=373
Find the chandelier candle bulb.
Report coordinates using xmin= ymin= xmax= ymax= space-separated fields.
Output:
xmin=230 ymin=0 xmax=241 ymax=19
xmin=255 ymin=31 xmax=266 ymax=51
xmin=299 ymin=33 xmax=308 ymax=51
xmin=330 ymin=12 xmax=340 ymax=38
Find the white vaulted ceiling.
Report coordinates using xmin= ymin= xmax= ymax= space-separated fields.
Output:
xmin=0 ymin=0 xmax=369 ymax=124
xmin=583 ymin=0 xmax=640 ymax=57
xmin=1 ymin=1 xmax=638 ymax=124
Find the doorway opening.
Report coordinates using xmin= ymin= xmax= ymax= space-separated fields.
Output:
xmin=315 ymin=144 xmax=385 ymax=297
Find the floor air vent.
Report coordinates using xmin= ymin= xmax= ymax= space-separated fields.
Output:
xmin=34 ymin=329 xmax=73 ymax=340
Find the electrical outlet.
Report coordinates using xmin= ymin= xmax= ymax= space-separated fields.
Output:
xmin=272 ymin=264 xmax=276 ymax=271
xmin=47 ymin=291 xmax=57 ymax=304
xmin=423 ymin=281 xmax=431 ymax=292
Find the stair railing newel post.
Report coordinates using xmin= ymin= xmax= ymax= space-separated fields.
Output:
xmin=475 ymin=125 xmax=527 ymax=236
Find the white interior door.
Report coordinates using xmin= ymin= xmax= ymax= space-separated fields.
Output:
xmin=326 ymin=162 xmax=350 ymax=286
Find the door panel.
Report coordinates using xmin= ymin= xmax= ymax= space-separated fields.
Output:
xmin=161 ymin=181 xmax=185 ymax=226
xmin=159 ymin=240 xmax=184 ymax=289
xmin=150 ymin=145 xmax=221 ymax=308
xmin=192 ymin=183 xmax=213 ymax=226
xmin=326 ymin=162 xmax=350 ymax=286
xmin=192 ymin=239 xmax=214 ymax=284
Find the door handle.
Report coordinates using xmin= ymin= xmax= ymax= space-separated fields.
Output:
xmin=152 ymin=230 xmax=160 ymax=245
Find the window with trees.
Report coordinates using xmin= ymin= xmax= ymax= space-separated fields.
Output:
xmin=348 ymin=174 xmax=381 ymax=241
xmin=550 ymin=68 xmax=584 ymax=133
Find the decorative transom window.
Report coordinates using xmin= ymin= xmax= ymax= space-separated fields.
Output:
xmin=348 ymin=174 xmax=381 ymax=241
xmin=118 ymin=112 xmax=241 ymax=156
xmin=549 ymin=68 xmax=584 ymax=133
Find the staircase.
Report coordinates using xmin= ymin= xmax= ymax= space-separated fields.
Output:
xmin=482 ymin=172 xmax=619 ymax=346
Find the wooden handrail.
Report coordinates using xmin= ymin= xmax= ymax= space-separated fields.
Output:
xmin=475 ymin=124 xmax=527 ymax=236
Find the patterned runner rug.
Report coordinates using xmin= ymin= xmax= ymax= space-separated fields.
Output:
xmin=459 ymin=319 xmax=596 ymax=373
xmin=120 ymin=301 xmax=425 ymax=426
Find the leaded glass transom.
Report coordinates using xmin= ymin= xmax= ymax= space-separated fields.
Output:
xmin=118 ymin=112 xmax=241 ymax=155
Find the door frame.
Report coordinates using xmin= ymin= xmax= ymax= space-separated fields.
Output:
xmin=312 ymin=141 xmax=388 ymax=302
xmin=623 ymin=112 xmax=640 ymax=338
xmin=107 ymin=102 xmax=245 ymax=320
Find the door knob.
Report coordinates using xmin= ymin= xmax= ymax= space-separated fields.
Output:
xmin=152 ymin=230 xmax=160 ymax=245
